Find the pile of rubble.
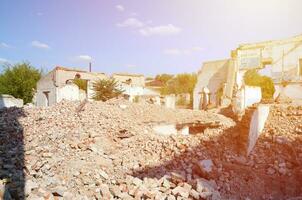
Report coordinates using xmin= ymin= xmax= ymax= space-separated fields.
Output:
xmin=0 ymin=100 xmax=302 ymax=199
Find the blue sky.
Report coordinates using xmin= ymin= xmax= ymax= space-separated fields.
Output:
xmin=1 ymin=0 xmax=302 ymax=76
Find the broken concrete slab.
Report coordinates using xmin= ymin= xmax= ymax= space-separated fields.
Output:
xmin=247 ymin=105 xmax=270 ymax=156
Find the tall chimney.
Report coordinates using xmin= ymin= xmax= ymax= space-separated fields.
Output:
xmin=89 ymin=62 xmax=92 ymax=72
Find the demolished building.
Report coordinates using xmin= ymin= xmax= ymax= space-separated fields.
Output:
xmin=36 ymin=67 xmax=161 ymax=107
xmin=36 ymin=66 xmax=107 ymax=106
xmin=194 ymin=34 xmax=302 ymax=110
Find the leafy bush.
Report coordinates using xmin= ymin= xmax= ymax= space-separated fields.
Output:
xmin=0 ymin=62 xmax=41 ymax=103
xmin=160 ymin=73 xmax=197 ymax=106
xmin=73 ymin=79 xmax=88 ymax=91
xmin=92 ymin=79 xmax=124 ymax=101
xmin=160 ymin=73 xmax=197 ymax=95
xmin=244 ymin=69 xmax=275 ymax=99
xmin=176 ymin=96 xmax=187 ymax=106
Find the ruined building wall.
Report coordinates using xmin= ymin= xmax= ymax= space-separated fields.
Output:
xmin=112 ymin=74 xmax=145 ymax=87
xmin=36 ymin=71 xmax=57 ymax=107
xmin=236 ymin=35 xmax=302 ymax=81
xmin=193 ymin=60 xmax=231 ymax=110
xmin=55 ymin=69 xmax=107 ymax=87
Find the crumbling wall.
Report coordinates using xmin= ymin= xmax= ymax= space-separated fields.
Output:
xmin=112 ymin=74 xmax=145 ymax=87
xmin=55 ymin=68 xmax=107 ymax=87
xmin=247 ymin=105 xmax=270 ymax=155
xmin=0 ymin=94 xmax=23 ymax=108
xmin=193 ymin=59 xmax=231 ymax=110
xmin=274 ymin=83 xmax=302 ymax=101
xmin=57 ymin=83 xmax=80 ymax=102
xmin=165 ymin=94 xmax=176 ymax=109
xmin=244 ymin=86 xmax=262 ymax=108
xmin=36 ymin=72 xmax=57 ymax=107
xmin=236 ymin=35 xmax=302 ymax=81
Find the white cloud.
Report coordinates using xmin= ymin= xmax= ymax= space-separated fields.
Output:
xmin=75 ymin=55 xmax=93 ymax=62
xmin=0 ymin=42 xmax=13 ymax=48
xmin=139 ymin=24 xmax=181 ymax=36
xmin=0 ymin=58 xmax=10 ymax=64
xmin=117 ymin=18 xmax=145 ymax=28
xmin=31 ymin=41 xmax=50 ymax=49
xmin=163 ymin=46 xmax=204 ymax=56
xmin=116 ymin=5 xmax=125 ymax=12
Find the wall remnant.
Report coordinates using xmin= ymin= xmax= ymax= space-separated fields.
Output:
xmin=164 ymin=94 xmax=176 ymax=109
xmin=0 ymin=94 xmax=24 ymax=108
xmin=36 ymin=66 xmax=107 ymax=107
xmin=247 ymin=105 xmax=270 ymax=156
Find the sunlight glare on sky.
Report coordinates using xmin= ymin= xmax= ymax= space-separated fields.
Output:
xmin=0 ymin=0 xmax=301 ymax=76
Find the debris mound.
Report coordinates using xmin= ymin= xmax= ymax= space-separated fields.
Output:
xmin=0 ymin=100 xmax=301 ymax=199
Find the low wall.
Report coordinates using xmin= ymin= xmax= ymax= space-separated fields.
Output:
xmin=165 ymin=95 xmax=176 ymax=109
xmin=0 ymin=94 xmax=23 ymax=108
xmin=247 ymin=105 xmax=270 ymax=155
xmin=57 ymin=83 xmax=80 ymax=102
xmin=274 ymin=83 xmax=302 ymax=100
xmin=244 ymin=86 xmax=262 ymax=108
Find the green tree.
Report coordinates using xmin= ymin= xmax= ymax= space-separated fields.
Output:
xmin=161 ymin=73 xmax=197 ymax=95
xmin=0 ymin=62 xmax=41 ymax=104
xmin=92 ymin=79 xmax=124 ymax=102
xmin=244 ymin=69 xmax=275 ymax=99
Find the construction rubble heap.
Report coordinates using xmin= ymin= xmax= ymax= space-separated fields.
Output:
xmin=0 ymin=100 xmax=302 ymax=200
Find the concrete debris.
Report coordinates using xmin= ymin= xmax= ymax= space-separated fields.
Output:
xmin=0 ymin=99 xmax=301 ymax=199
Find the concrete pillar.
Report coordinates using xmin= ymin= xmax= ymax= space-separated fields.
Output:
xmin=165 ymin=94 xmax=176 ymax=109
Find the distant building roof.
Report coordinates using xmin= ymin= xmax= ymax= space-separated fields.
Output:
xmin=112 ymin=73 xmax=144 ymax=77
xmin=54 ymin=66 xmax=106 ymax=75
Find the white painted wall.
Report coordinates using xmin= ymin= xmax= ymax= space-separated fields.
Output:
xmin=274 ymin=83 xmax=302 ymax=100
xmin=244 ymin=86 xmax=262 ymax=108
xmin=165 ymin=95 xmax=176 ymax=109
xmin=0 ymin=95 xmax=23 ymax=108
xmin=247 ymin=105 xmax=270 ymax=155
xmin=57 ymin=83 xmax=80 ymax=102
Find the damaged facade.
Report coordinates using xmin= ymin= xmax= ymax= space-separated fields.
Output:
xmin=112 ymin=73 xmax=161 ymax=102
xmin=36 ymin=66 xmax=107 ymax=106
xmin=194 ymin=34 xmax=302 ymax=110
xmin=36 ymin=68 xmax=161 ymax=107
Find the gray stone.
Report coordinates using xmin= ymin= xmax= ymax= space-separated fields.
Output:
xmin=25 ymin=179 xmax=39 ymax=196
xmin=198 ymin=159 xmax=214 ymax=173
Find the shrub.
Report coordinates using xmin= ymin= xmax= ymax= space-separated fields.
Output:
xmin=73 ymin=79 xmax=87 ymax=91
xmin=244 ymin=69 xmax=275 ymax=99
xmin=92 ymin=79 xmax=124 ymax=102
